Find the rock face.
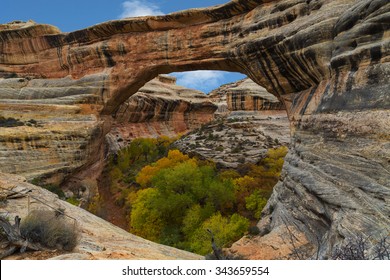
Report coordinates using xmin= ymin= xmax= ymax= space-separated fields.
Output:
xmin=209 ymin=78 xmax=286 ymax=115
xmin=0 ymin=0 xmax=389 ymax=259
xmin=0 ymin=75 xmax=106 ymax=183
xmin=0 ymin=172 xmax=201 ymax=260
xmin=108 ymin=74 xmax=216 ymax=151
xmin=176 ymin=79 xmax=289 ymax=168
xmin=226 ymin=78 xmax=285 ymax=111
xmin=175 ymin=111 xmax=290 ymax=168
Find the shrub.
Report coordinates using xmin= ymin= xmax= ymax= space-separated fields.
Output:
xmin=20 ymin=210 xmax=79 ymax=251
xmin=66 ymin=197 xmax=80 ymax=206
xmin=215 ymin=146 xmax=224 ymax=152
xmin=231 ymin=145 xmax=242 ymax=153
xmin=332 ymin=234 xmax=390 ymax=260
xmin=248 ymin=225 xmax=260 ymax=235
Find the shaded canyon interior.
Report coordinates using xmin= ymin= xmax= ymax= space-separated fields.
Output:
xmin=0 ymin=0 xmax=389 ymax=259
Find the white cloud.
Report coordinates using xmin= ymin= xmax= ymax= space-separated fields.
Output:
xmin=119 ymin=0 xmax=164 ymax=18
xmin=173 ymin=71 xmax=226 ymax=92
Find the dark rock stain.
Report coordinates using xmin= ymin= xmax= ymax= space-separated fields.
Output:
xmin=101 ymin=43 xmax=116 ymax=67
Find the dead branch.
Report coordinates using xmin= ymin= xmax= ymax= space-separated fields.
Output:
xmin=0 ymin=215 xmax=46 ymax=259
xmin=207 ymin=229 xmax=225 ymax=260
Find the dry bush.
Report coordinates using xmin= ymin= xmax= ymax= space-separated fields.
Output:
xmin=332 ymin=234 xmax=390 ymax=260
xmin=20 ymin=210 xmax=79 ymax=251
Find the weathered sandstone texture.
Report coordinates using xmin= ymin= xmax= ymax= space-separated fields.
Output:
xmin=107 ymin=74 xmax=216 ymax=151
xmin=0 ymin=172 xmax=201 ymax=260
xmin=175 ymin=111 xmax=290 ymax=168
xmin=209 ymin=78 xmax=286 ymax=115
xmin=0 ymin=75 xmax=106 ymax=183
xmin=1 ymin=0 xmax=389 ymax=259
xmin=226 ymin=78 xmax=285 ymax=111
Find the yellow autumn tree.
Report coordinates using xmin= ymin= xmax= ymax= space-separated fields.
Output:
xmin=136 ymin=149 xmax=193 ymax=187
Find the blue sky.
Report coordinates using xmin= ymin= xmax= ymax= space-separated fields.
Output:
xmin=2 ymin=0 xmax=246 ymax=93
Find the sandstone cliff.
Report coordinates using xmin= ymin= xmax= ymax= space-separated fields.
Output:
xmin=209 ymin=78 xmax=286 ymax=115
xmin=108 ymin=74 xmax=216 ymax=151
xmin=1 ymin=0 xmax=389 ymax=259
xmin=226 ymin=78 xmax=285 ymax=111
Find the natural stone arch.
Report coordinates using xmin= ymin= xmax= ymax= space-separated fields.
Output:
xmin=1 ymin=0 xmax=332 ymax=117
xmin=0 ymin=0 xmax=389 ymax=259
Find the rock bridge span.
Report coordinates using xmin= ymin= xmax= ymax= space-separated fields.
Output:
xmin=0 ymin=0 xmax=389 ymax=259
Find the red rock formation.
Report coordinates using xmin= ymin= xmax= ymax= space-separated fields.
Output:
xmin=0 ymin=0 xmax=389 ymax=259
xmin=209 ymin=78 xmax=286 ymax=115
xmin=109 ymin=75 xmax=216 ymax=148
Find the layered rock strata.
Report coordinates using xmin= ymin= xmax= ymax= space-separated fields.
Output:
xmin=108 ymin=74 xmax=216 ymax=151
xmin=0 ymin=75 xmax=106 ymax=183
xmin=208 ymin=78 xmax=286 ymax=115
xmin=1 ymin=0 xmax=389 ymax=259
xmin=226 ymin=78 xmax=285 ymax=111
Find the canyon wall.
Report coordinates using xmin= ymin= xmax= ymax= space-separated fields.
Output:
xmin=226 ymin=78 xmax=286 ymax=111
xmin=1 ymin=0 xmax=389 ymax=259
xmin=209 ymin=78 xmax=286 ymax=115
xmin=108 ymin=74 xmax=216 ymax=151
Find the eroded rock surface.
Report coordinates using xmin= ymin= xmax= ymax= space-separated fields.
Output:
xmin=0 ymin=77 xmax=106 ymax=183
xmin=1 ymin=0 xmax=389 ymax=259
xmin=175 ymin=111 xmax=289 ymax=168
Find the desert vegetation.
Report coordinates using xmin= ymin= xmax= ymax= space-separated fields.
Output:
xmin=0 ymin=209 xmax=79 ymax=258
xmin=100 ymin=137 xmax=288 ymax=255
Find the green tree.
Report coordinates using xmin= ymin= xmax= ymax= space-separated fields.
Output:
xmin=245 ymin=190 xmax=268 ymax=219
xmin=130 ymin=188 xmax=164 ymax=242
xmin=218 ymin=169 xmax=241 ymax=181
xmin=188 ymin=213 xmax=249 ymax=255
xmin=182 ymin=203 xmax=214 ymax=238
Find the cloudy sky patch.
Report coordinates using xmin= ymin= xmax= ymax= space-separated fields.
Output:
xmin=120 ymin=0 xmax=164 ymax=18
xmin=171 ymin=71 xmax=227 ymax=93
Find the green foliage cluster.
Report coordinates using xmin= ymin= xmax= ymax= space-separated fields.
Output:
xmin=130 ymin=154 xmax=248 ymax=254
xmin=66 ymin=197 xmax=80 ymax=206
xmin=102 ymin=136 xmax=178 ymax=212
xmin=106 ymin=137 xmax=288 ymax=255
xmin=0 ymin=115 xmax=40 ymax=128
